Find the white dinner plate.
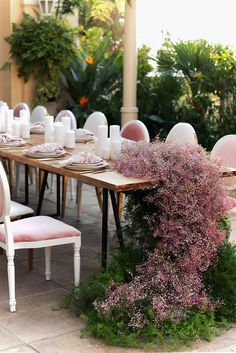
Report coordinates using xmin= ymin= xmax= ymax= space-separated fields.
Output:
xmin=64 ymin=161 xmax=109 ymax=171
xmin=0 ymin=140 xmax=26 ymax=147
xmin=25 ymin=150 xmax=66 ymax=159
xmin=75 ymin=135 xmax=95 ymax=143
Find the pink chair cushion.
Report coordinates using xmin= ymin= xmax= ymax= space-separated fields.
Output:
xmin=211 ymin=137 xmax=236 ymax=168
xmin=121 ymin=123 xmax=146 ymax=141
xmin=0 ymin=216 xmax=80 ymax=243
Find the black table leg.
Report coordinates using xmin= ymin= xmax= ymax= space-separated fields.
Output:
xmin=109 ymin=190 xmax=124 ymax=248
xmin=102 ymin=188 xmax=108 ymax=268
xmin=56 ymin=174 xmax=60 ymax=217
xmin=36 ymin=171 xmax=48 ymax=215
xmin=24 ymin=164 xmax=29 ymax=205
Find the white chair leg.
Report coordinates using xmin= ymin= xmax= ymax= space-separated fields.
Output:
xmin=45 ymin=247 xmax=51 ymax=280
xmin=76 ymin=181 xmax=83 ymax=219
xmin=74 ymin=241 xmax=80 ymax=286
xmin=7 ymin=253 xmax=16 ymax=312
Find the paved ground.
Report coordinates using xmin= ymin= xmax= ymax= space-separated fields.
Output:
xmin=1 ymin=173 xmax=236 ymax=352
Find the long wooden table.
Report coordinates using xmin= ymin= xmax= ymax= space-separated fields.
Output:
xmin=0 ymin=135 xmax=152 ymax=266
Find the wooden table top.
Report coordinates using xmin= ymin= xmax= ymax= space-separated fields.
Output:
xmin=0 ymin=135 xmax=152 ymax=192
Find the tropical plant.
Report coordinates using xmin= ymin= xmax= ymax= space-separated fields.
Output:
xmin=61 ymin=36 xmax=123 ymax=126
xmin=78 ymin=0 xmax=124 ymax=45
xmin=2 ymin=12 xmax=78 ymax=105
xmin=54 ymin=0 xmax=83 ymax=18
xmin=155 ymin=37 xmax=236 ymax=149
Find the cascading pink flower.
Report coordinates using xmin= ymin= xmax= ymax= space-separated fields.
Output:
xmin=95 ymin=140 xmax=229 ymax=328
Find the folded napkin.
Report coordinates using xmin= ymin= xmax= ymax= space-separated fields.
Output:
xmin=26 ymin=143 xmax=64 ymax=154
xmin=65 ymin=152 xmax=103 ymax=166
xmin=30 ymin=121 xmax=45 ymax=130
xmin=76 ymin=128 xmax=94 ymax=138
xmin=0 ymin=133 xmax=24 ymax=143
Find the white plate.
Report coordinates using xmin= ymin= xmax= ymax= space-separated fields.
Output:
xmin=64 ymin=162 xmax=109 ymax=171
xmin=25 ymin=151 xmax=66 ymax=159
xmin=0 ymin=140 xmax=26 ymax=147
xmin=75 ymin=136 xmax=95 ymax=143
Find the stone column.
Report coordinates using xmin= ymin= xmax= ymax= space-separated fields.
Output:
xmin=121 ymin=0 xmax=138 ymax=127
xmin=0 ymin=0 xmax=38 ymax=108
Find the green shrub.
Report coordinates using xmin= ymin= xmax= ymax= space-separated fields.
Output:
xmin=205 ymin=240 xmax=236 ymax=322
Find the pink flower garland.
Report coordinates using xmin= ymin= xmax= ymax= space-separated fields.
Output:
xmin=95 ymin=140 xmax=229 ymax=327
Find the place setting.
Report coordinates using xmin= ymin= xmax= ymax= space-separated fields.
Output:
xmin=30 ymin=121 xmax=45 ymax=134
xmin=23 ymin=142 xmax=67 ymax=159
xmin=59 ymin=151 xmax=110 ymax=173
xmin=0 ymin=133 xmax=27 ymax=149
xmin=75 ymin=128 xmax=95 ymax=143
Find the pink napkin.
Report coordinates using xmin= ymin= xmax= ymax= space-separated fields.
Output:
xmin=65 ymin=152 xmax=103 ymax=165
xmin=26 ymin=143 xmax=64 ymax=154
xmin=121 ymin=137 xmax=136 ymax=150
xmin=0 ymin=134 xmax=24 ymax=143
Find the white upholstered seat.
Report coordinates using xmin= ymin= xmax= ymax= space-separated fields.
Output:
xmin=0 ymin=161 xmax=81 ymax=312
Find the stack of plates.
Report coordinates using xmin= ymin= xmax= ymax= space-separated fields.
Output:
xmin=30 ymin=122 xmax=45 ymax=134
xmin=64 ymin=161 xmax=109 ymax=171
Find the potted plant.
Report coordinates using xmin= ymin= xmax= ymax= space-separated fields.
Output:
xmin=2 ymin=12 xmax=78 ymax=106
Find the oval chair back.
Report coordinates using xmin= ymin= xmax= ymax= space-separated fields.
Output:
xmin=55 ymin=110 xmax=77 ymax=130
xmin=120 ymin=120 xmax=150 ymax=142
xmin=13 ymin=102 xmax=30 ymax=118
xmin=211 ymin=135 xmax=236 ymax=168
xmin=83 ymin=112 xmax=107 ymax=137
xmin=165 ymin=122 xmax=198 ymax=145
xmin=31 ymin=106 xmax=48 ymax=124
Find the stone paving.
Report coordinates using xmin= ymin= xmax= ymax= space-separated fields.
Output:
xmin=0 ymin=176 xmax=236 ymax=352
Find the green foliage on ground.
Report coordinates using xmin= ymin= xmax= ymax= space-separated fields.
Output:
xmin=205 ymin=240 xmax=236 ymax=322
xmin=64 ymin=240 xmax=233 ymax=350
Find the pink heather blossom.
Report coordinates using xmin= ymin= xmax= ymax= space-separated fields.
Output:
xmin=95 ymin=140 xmax=229 ymax=328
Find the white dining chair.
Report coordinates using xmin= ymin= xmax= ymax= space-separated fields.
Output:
xmin=211 ymin=135 xmax=236 ymax=242
xmin=121 ymin=120 xmax=150 ymax=142
xmin=165 ymin=122 xmax=198 ymax=144
xmin=118 ymin=120 xmax=150 ymax=219
xmin=76 ymin=112 xmax=108 ymax=217
xmin=55 ymin=110 xmax=77 ymax=130
xmin=13 ymin=102 xmax=30 ymax=118
xmin=61 ymin=112 xmax=108 ymax=219
xmin=31 ymin=105 xmax=48 ymax=124
xmin=0 ymin=161 xmax=81 ymax=312
xmin=83 ymin=111 xmax=107 ymax=136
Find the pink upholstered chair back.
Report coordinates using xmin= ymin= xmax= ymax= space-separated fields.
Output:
xmin=83 ymin=112 xmax=107 ymax=137
xmin=120 ymin=120 xmax=150 ymax=142
xmin=0 ymin=162 xmax=11 ymax=220
xmin=211 ymin=135 xmax=236 ymax=168
xmin=55 ymin=110 xmax=77 ymax=130
xmin=165 ymin=123 xmax=198 ymax=145
xmin=13 ymin=103 xmax=30 ymax=118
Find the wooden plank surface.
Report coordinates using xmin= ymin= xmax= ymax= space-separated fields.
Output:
xmin=0 ymin=134 xmax=152 ymax=192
